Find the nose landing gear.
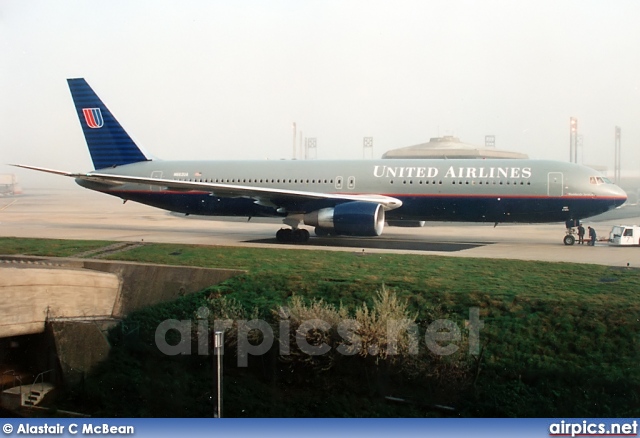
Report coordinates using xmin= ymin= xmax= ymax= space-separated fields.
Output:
xmin=563 ymin=219 xmax=581 ymax=245
xmin=563 ymin=233 xmax=576 ymax=245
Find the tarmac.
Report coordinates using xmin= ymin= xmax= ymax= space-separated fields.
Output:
xmin=1 ymin=188 xmax=640 ymax=267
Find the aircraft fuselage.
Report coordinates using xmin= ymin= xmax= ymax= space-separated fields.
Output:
xmin=77 ymin=158 xmax=626 ymax=224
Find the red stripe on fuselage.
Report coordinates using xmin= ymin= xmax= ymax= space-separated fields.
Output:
xmin=101 ymin=189 xmax=625 ymax=202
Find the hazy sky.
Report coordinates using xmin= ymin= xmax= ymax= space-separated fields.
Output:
xmin=2 ymin=0 xmax=640 ymax=186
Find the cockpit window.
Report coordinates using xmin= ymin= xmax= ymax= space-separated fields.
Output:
xmin=589 ymin=176 xmax=611 ymax=185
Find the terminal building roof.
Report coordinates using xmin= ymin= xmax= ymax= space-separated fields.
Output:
xmin=381 ymin=136 xmax=529 ymax=159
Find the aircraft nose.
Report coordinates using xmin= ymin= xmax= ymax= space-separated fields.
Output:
xmin=611 ymin=184 xmax=627 ymax=206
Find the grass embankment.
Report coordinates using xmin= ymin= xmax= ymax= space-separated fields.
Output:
xmin=1 ymin=237 xmax=639 ymax=417
xmin=0 ymin=238 xmax=112 ymax=257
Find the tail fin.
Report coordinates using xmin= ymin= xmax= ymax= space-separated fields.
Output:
xmin=67 ymin=78 xmax=150 ymax=170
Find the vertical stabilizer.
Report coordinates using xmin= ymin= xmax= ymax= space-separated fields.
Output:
xmin=67 ymin=78 xmax=149 ymax=170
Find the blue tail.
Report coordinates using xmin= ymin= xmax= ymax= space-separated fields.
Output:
xmin=67 ymin=78 xmax=149 ymax=170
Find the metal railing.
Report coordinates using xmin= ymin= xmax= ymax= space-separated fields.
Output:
xmin=30 ymin=369 xmax=53 ymax=395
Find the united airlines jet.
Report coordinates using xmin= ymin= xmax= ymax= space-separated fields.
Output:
xmin=14 ymin=79 xmax=627 ymax=243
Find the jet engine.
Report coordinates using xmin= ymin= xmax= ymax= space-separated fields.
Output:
xmin=303 ymin=201 xmax=385 ymax=236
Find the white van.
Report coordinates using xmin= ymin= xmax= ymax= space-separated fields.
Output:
xmin=609 ymin=225 xmax=640 ymax=246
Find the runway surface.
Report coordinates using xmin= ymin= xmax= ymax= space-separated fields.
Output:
xmin=1 ymin=188 xmax=640 ymax=267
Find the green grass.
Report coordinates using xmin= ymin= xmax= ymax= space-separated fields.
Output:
xmin=2 ymin=237 xmax=640 ymax=417
xmin=0 ymin=237 xmax=113 ymax=257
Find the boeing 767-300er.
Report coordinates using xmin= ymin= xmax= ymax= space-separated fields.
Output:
xmin=14 ymin=79 xmax=627 ymax=243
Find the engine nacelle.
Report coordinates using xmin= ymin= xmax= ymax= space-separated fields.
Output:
xmin=387 ymin=220 xmax=426 ymax=227
xmin=303 ymin=201 xmax=385 ymax=236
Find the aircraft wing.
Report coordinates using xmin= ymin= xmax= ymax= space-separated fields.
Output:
xmin=11 ymin=165 xmax=403 ymax=211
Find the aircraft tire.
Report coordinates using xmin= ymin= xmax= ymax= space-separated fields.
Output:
xmin=563 ymin=234 xmax=576 ymax=246
xmin=276 ymin=228 xmax=309 ymax=243
xmin=294 ymin=229 xmax=310 ymax=243
xmin=276 ymin=228 xmax=293 ymax=242
xmin=314 ymin=227 xmax=331 ymax=237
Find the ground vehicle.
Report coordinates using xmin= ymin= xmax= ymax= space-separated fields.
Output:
xmin=0 ymin=174 xmax=21 ymax=196
xmin=609 ymin=225 xmax=640 ymax=246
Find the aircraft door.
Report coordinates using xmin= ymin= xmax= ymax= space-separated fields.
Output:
xmin=335 ymin=176 xmax=343 ymax=190
xmin=150 ymin=171 xmax=163 ymax=192
xmin=347 ymin=176 xmax=356 ymax=190
xmin=547 ymin=172 xmax=563 ymax=197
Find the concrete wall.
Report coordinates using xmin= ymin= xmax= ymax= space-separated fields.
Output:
xmin=79 ymin=259 xmax=243 ymax=317
xmin=0 ymin=256 xmax=244 ymax=397
xmin=0 ymin=257 xmax=244 ymax=324
xmin=49 ymin=321 xmax=112 ymax=386
xmin=0 ymin=267 xmax=120 ymax=338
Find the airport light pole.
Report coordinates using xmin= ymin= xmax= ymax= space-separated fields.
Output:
xmin=299 ymin=131 xmax=303 ymax=161
xmin=614 ymin=126 xmax=621 ymax=185
xmin=569 ymin=117 xmax=578 ymax=163
xmin=485 ymin=135 xmax=495 ymax=148
xmin=214 ymin=331 xmax=224 ymax=418
xmin=363 ymin=137 xmax=373 ymax=159
xmin=577 ymin=135 xmax=583 ymax=164
xmin=306 ymin=138 xmax=317 ymax=160
xmin=292 ymin=123 xmax=297 ymax=160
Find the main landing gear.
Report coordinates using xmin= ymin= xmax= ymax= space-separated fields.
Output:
xmin=276 ymin=228 xmax=310 ymax=243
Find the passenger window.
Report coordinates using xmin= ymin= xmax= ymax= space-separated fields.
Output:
xmin=623 ymin=229 xmax=633 ymax=236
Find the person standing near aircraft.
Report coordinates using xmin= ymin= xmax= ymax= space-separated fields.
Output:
xmin=578 ymin=223 xmax=585 ymax=245
xmin=588 ymin=226 xmax=597 ymax=246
